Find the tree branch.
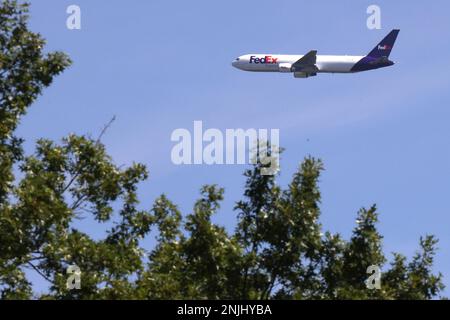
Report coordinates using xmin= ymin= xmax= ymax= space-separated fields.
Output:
xmin=96 ymin=115 xmax=116 ymax=145
xmin=26 ymin=262 xmax=55 ymax=285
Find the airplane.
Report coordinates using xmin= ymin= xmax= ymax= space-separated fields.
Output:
xmin=232 ymin=29 xmax=400 ymax=78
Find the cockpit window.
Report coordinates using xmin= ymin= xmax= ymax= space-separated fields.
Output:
xmin=235 ymin=58 xmax=240 ymax=61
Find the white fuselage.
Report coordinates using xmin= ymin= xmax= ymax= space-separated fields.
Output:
xmin=232 ymin=54 xmax=365 ymax=73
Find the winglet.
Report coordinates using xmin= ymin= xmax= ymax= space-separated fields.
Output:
xmin=367 ymin=29 xmax=400 ymax=58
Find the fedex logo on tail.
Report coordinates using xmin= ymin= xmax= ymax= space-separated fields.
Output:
xmin=249 ymin=55 xmax=278 ymax=64
xmin=378 ymin=45 xmax=392 ymax=50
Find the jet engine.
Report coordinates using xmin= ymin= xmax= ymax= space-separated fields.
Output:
xmin=278 ymin=63 xmax=293 ymax=73
xmin=294 ymin=72 xmax=317 ymax=78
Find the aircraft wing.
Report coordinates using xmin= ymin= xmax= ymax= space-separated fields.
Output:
xmin=292 ymin=50 xmax=318 ymax=73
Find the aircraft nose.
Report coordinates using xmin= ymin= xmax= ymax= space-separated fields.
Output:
xmin=232 ymin=57 xmax=241 ymax=69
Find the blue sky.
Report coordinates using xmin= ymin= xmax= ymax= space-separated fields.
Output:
xmin=17 ymin=0 xmax=450 ymax=296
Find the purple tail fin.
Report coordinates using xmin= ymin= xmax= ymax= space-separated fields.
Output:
xmin=367 ymin=29 xmax=400 ymax=58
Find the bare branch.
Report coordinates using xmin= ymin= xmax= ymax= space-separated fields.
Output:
xmin=61 ymin=116 xmax=117 ymax=194
xmin=96 ymin=115 xmax=116 ymax=145
xmin=26 ymin=262 xmax=55 ymax=285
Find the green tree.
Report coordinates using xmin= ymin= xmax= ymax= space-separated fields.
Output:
xmin=0 ymin=1 xmax=446 ymax=300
